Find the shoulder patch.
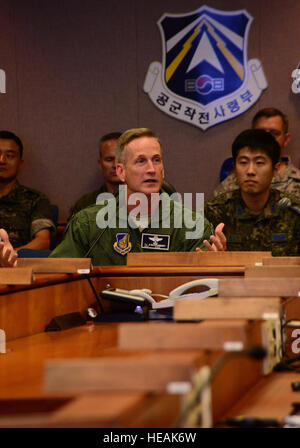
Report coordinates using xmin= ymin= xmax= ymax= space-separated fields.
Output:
xmin=113 ymin=233 xmax=132 ymax=256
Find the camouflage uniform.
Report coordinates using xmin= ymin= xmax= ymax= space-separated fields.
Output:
xmin=205 ymin=189 xmax=300 ymax=256
xmin=214 ymin=162 xmax=300 ymax=197
xmin=0 ymin=182 xmax=55 ymax=248
xmin=51 ymin=196 xmax=213 ymax=265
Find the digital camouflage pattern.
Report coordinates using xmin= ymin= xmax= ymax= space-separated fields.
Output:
xmin=0 ymin=182 xmax=54 ymax=248
xmin=51 ymin=197 xmax=214 ymax=265
xmin=205 ymin=189 xmax=300 ymax=256
xmin=214 ymin=162 xmax=300 ymax=197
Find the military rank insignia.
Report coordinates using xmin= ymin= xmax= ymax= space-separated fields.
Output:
xmin=144 ymin=5 xmax=267 ymax=130
xmin=113 ymin=233 xmax=132 ymax=256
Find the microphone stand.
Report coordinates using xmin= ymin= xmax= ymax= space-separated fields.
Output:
xmin=175 ymin=347 xmax=266 ymax=428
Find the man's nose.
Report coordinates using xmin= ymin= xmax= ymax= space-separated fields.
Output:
xmin=246 ymin=162 xmax=256 ymax=174
xmin=0 ymin=153 xmax=6 ymax=162
xmin=146 ymin=160 xmax=155 ymax=172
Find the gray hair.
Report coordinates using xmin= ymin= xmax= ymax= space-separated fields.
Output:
xmin=116 ymin=128 xmax=162 ymax=163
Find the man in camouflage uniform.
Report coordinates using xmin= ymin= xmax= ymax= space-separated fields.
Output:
xmin=48 ymin=128 xmax=225 ymax=265
xmin=214 ymin=108 xmax=300 ymax=197
xmin=0 ymin=131 xmax=54 ymax=250
xmin=206 ymin=129 xmax=300 ymax=256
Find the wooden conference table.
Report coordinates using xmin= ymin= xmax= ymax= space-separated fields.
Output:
xmin=0 ymin=252 xmax=299 ymax=427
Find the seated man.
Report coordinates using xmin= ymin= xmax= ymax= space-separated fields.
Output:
xmin=0 ymin=130 xmax=55 ymax=250
xmin=70 ymin=132 xmax=123 ymax=217
xmin=49 ymin=128 xmax=226 ymax=265
xmin=214 ymin=108 xmax=300 ymax=197
xmin=206 ymin=129 xmax=300 ymax=256
xmin=69 ymin=132 xmax=177 ymax=218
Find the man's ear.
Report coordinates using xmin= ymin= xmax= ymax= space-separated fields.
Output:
xmin=18 ymin=159 xmax=24 ymax=173
xmin=273 ymin=161 xmax=281 ymax=176
xmin=97 ymin=157 xmax=103 ymax=174
xmin=116 ymin=163 xmax=125 ymax=182
xmin=283 ymin=132 xmax=291 ymax=148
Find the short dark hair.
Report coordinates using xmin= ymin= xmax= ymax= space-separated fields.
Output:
xmin=232 ymin=129 xmax=281 ymax=167
xmin=252 ymin=107 xmax=288 ymax=133
xmin=99 ymin=132 xmax=122 ymax=157
xmin=0 ymin=130 xmax=23 ymax=158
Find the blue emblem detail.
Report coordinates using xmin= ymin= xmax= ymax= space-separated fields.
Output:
xmin=272 ymin=233 xmax=287 ymax=241
xmin=113 ymin=233 xmax=132 ymax=256
xmin=159 ymin=6 xmax=252 ymax=106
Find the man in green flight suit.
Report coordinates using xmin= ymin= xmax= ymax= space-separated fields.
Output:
xmin=69 ymin=131 xmax=179 ymax=220
xmin=49 ymin=128 xmax=225 ymax=265
xmin=0 ymin=128 xmax=226 ymax=266
xmin=205 ymin=129 xmax=300 ymax=256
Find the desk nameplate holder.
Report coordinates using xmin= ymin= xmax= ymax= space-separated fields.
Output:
xmin=118 ymin=320 xmax=263 ymax=351
xmin=126 ymin=251 xmax=272 ymax=267
xmin=262 ymin=256 xmax=300 ymax=266
xmin=0 ymin=394 xmax=172 ymax=428
xmin=43 ymin=338 xmax=263 ymax=427
xmin=17 ymin=258 xmax=92 ymax=274
xmin=118 ymin=316 xmax=274 ymax=376
xmin=173 ymin=297 xmax=283 ymax=321
xmin=44 ymin=352 xmax=207 ymax=394
xmin=218 ymin=278 xmax=300 ymax=297
xmin=173 ymin=278 xmax=300 ymax=321
xmin=245 ymin=266 xmax=300 ymax=278
xmin=0 ymin=267 xmax=34 ymax=285
xmin=173 ymin=277 xmax=300 ymax=374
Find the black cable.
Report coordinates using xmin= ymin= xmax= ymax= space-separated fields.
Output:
xmin=85 ymin=275 xmax=104 ymax=314
xmin=274 ymin=353 xmax=300 ymax=372
xmin=222 ymin=416 xmax=280 ymax=428
xmin=83 ymin=196 xmax=119 ymax=258
xmin=84 ymin=226 xmax=108 ymax=258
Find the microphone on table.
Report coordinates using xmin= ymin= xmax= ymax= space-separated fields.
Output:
xmin=175 ymin=346 xmax=267 ymax=427
xmin=277 ymin=197 xmax=300 ymax=215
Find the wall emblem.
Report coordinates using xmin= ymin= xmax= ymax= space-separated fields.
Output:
xmin=144 ymin=5 xmax=267 ymax=130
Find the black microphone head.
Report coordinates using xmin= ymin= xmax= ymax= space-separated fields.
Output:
xmin=278 ymin=197 xmax=292 ymax=210
xmin=246 ymin=346 xmax=267 ymax=360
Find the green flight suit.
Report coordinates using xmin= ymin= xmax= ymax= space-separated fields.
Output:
xmin=51 ymin=195 xmax=213 ymax=265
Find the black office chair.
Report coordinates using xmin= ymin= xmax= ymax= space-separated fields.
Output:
xmin=50 ymin=204 xmax=59 ymax=250
xmin=219 ymin=157 xmax=234 ymax=182
xmin=17 ymin=248 xmax=52 ymax=258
